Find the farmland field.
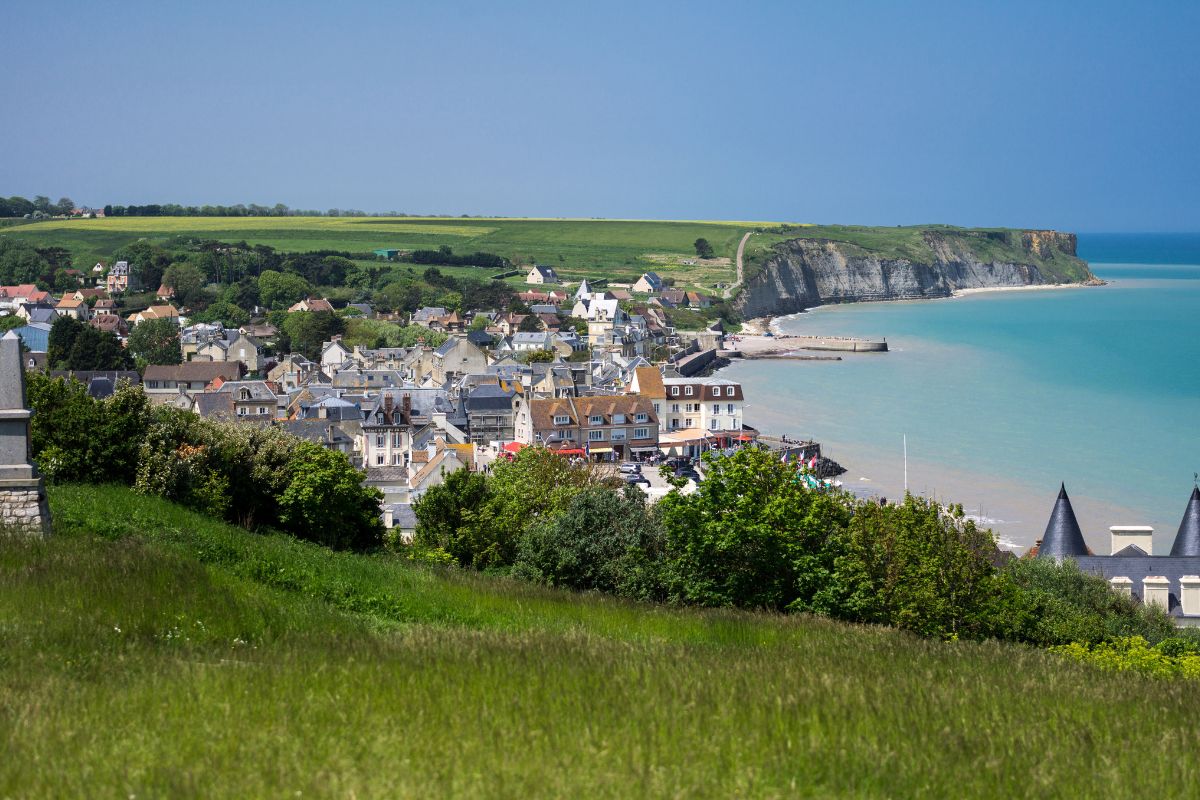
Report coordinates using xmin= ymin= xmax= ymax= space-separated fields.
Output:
xmin=5 ymin=216 xmax=781 ymax=288
xmin=2 ymin=483 xmax=1199 ymax=798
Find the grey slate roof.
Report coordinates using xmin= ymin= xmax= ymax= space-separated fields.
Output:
xmin=1169 ymin=486 xmax=1200 ymax=556
xmin=466 ymin=384 xmax=516 ymax=412
xmin=1036 ymin=484 xmax=1090 ymax=559
xmin=1073 ymin=555 xmax=1200 ymax=617
xmin=387 ymin=503 xmax=418 ymax=529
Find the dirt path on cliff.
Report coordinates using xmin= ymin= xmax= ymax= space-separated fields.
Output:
xmin=725 ymin=231 xmax=752 ymax=299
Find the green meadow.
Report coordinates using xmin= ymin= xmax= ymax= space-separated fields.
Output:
xmin=1 ymin=483 xmax=1197 ymax=798
xmin=5 ymin=216 xmax=764 ymax=288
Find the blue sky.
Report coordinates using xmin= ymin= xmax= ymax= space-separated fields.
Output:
xmin=3 ymin=1 xmax=1198 ymax=230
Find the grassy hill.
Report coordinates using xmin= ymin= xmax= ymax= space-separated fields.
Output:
xmin=4 ymin=216 xmax=761 ymax=290
xmin=2 ymin=484 xmax=1197 ymax=798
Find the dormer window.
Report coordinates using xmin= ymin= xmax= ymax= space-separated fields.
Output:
xmin=588 ymin=414 xmax=604 ymax=425
xmin=239 ymin=388 xmax=251 ymax=401
xmin=671 ymin=386 xmax=679 ymax=396
xmin=635 ymin=413 xmax=648 ymax=423
xmin=713 ymin=386 xmax=722 ymax=397
xmin=553 ymin=414 xmax=570 ymax=425
xmin=685 ymin=386 xmax=693 ymax=396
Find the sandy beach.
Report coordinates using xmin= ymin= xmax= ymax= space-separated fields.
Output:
xmin=951 ymin=281 xmax=1104 ymax=298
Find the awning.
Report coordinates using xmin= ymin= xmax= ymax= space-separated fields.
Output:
xmin=555 ymin=448 xmax=586 ymax=456
xmin=589 ymin=446 xmax=613 ymax=453
xmin=631 ymin=446 xmax=658 ymax=453
xmin=501 ymin=442 xmax=525 ymax=453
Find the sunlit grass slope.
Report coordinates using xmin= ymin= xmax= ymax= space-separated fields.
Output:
xmin=1 ymin=484 xmax=1196 ymax=798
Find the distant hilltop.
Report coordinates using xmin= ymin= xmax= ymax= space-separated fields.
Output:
xmin=735 ymin=226 xmax=1097 ymax=318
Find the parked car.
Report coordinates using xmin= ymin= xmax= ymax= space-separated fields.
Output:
xmin=619 ymin=462 xmax=641 ymax=474
xmin=622 ymin=472 xmax=649 ymax=486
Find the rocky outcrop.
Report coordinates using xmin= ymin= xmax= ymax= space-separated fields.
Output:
xmin=735 ymin=229 xmax=1093 ymax=319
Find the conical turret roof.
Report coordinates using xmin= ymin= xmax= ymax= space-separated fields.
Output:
xmin=1037 ymin=483 xmax=1090 ymax=559
xmin=1169 ymin=486 xmax=1200 ymax=556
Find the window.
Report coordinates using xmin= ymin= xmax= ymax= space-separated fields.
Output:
xmin=685 ymin=418 xmax=693 ymax=428
xmin=633 ymin=427 xmax=649 ymax=439
xmin=612 ymin=414 xmax=625 ymax=424
xmin=258 ymin=406 xmax=268 ymax=415
xmin=727 ymin=403 xmax=734 ymax=414
xmin=685 ymin=386 xmax=693 ymax=396
xmin=589 ymin=415 xmax=604 ymax=425
xmin=611 ymin=429 xmax=627 ymax=441
xmin=237 ymin=407 xmax=247 ymax=416
xmin=652 ymin=403 xmax=660 ymax=414
xmin=635 ymin=413 xmax=648 ymax=423
xmin=671 ymin=387 xmax=680 ymax=396
xmin=712 ymin=386 xmax=721 ymax=397
xmin=710 ymin=419 xmax=719 ymax=430
xmin=561 ymin=429 xmax=575 ymax=440
xmin=392 ymin=453 xmax=403 ymax=465
xmin=671 ymin=403 xmax=679 ymax=413
xmin=392 ymin=432 xmax=403 ymax=447
xmin=712 ymin=404 xmax=720 ymax=415
xmin=239 ymin=388 xmax=250 ymax=401
xmin=376 ymin=454 xmax=385 ymax=465
xmin=588 ymin=430 xmax=605 ymax=441
xmin=554 ymin=414 xmax=570 ymax=425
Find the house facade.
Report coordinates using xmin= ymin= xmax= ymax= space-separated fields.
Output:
xmin=526 ymin=395 xmax=659 ymax=461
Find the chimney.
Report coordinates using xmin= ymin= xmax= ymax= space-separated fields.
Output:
xmin=403 ymin=392 xmax=412 ymax=421
xmin=1142 ymin=576 xmax=1170 ymax=610
xmin=1110 ymin=526 xmax=1154 ymax=555
xmin=1108 ymin=576 xmax=1133 ymax=598
xmin=1181 ymin=576 xmax=1200 ymax=616
xmin=383 ymin=393 xmax=394 ymax=423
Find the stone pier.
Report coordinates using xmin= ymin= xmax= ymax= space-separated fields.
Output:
xmin=0 ymin=331 xmax=51 ymax=536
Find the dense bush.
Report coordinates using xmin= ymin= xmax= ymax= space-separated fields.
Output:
xmin=28 ymin=374 xmax=383 ymax=550
xmin=26 ymin=372 xmax=150 ymax=484
xmin=414 ymin=448 xmax=617 ymax=569
xmin=1051 ymin=637 xmax=1200 ymax=679
xmin=829 ymin=496 xmax=1019 ymax=640
xmin=658 ymin=447 xmax=850 ymax=610
xmin=135 ymin=406 xmax=382 ymax=549
xmin=1002 ymin=557 xmax=1174 ymax=646
xmin=514 ymin=486 xmax=666 ymax=600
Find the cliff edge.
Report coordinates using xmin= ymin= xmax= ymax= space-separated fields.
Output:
xmin=735 ymin=227 xmax=1096 ymax=319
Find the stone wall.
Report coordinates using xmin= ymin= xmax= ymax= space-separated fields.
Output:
xmin=0 ymin=485 xmax=51 ymax=536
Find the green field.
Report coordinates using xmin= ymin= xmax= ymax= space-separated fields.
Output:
xmin=5 ymin=216 xmax=766 ymax=290
xmin=2 ymin=483 xmax=1197 ymax=798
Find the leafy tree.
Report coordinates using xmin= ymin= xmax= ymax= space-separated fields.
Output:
xmin=66 ymin=326 xmax=133 ymax=371
xmin=518 ymin=314 xmax=542 ymax=332
xmin=413 ymin=469 xmax=493 ymax=564
xmin=0 ymin=239 xmax=51 ymax=285
xmin=223 ymin=276 xmax=261 ymax=309
xmin=828 ymin=495 xmax=1015 ymax=640
xmin=281 ymin=310 xmax=345 ymax=360
xmin=514 ymin=486 xmax=666 ymax=600
xmin=258 ymin=269 xmax=312 ymax=309
xmin=694 ymin=238 xmax=714 ymax=259
xmin=657 ymin=446 xmax=851 ymax=610
xmin=163 ymin=262 xmax=207 ymax=307
xmin=26 ymin=373 xmax=149 ymax=484
xmin=47 ymin=316 xmax=83 ymax=369
xmin=191 ymin=301 xmax=250 ymax=328
xmin=278 ymin=442 xmax=384 ymax=550
xmin=468 ymin=314 xmax=489 ymax=332
xmin=127 ymin=317 xmax=182 ymax=366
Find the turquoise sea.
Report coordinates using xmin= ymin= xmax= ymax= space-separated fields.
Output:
xmin=719 ymin=233 xmax=1200 ymax=553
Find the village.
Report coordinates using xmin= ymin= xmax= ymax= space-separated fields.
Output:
xmin=1 ymin=260 xmax=843 ymax=541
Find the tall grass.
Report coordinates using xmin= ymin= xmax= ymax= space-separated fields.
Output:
xmin=1 ymin=484 xmax=1197 ymax=798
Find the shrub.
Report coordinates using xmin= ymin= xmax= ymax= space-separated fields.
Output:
xmin=514 ymin=486 xmax=666 ymax=600
xmin=1003 ymin=558 xmax=1175 ymax=646
xmin=829 ymin=496 xmax=1017 ymax=640
xmin=1051 ymin=637 xmax=1200 ymax=679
